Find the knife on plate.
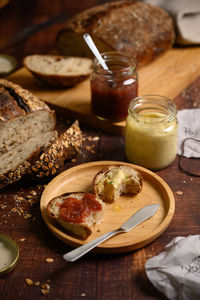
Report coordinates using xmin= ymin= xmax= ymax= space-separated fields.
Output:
xmin=63 ymin=203 xmax=159 ymax=262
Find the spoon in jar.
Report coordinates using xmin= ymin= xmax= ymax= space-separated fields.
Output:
xmin=83 ymin=33 xmax=109 ymax=71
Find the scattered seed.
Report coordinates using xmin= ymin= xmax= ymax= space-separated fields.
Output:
xmin=20 ymin=238 xmax=25 ymax=242
xmin=46 ymin=279 xmax=51 ymax=283
xmin=24 ymin=213 xmax=32 ymax=219
xmin=41 ymin=283 xmax=50 ymax=290
xmin=41 ymin=289 xmax=50 ymax=295
xmin=45 ymin=258 xmax=54 ymax=263
xmin=25 ymin=278 xmax=33 ymax=286
xmin=34 ymin=281 xmax=40 ymax=286
xmin=176 ymin=191 xmax=183 ymax=195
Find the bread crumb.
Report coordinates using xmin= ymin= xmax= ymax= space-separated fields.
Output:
xmin=45 ymin=258 xmax=54 ymax=263
xmin=81 ymin=293 xmax=86 ymax=297
xmin=20 ymin=238 xmax=25 ymax=242
xmin=176 ymin=191 xmax=183 ymax=195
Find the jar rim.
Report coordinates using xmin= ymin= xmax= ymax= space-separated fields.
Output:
xmin=128 ymin=94 xmax=177 ymax=123
xmin=93 ymin=51 xmax=137 ymax=77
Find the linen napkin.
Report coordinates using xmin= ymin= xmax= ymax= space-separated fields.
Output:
xmin=145 ymin=235 xmax=200 ymax=300
xmin=141 ymin=0 xmax=200 ymax=45
xmin=177 ymin=108 xmax=200 ymax=158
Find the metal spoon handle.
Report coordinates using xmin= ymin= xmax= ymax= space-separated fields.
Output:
xmin=83 ymin=33 xmax=109 ymax=71
xmin=63 ymin=228 xmax=123 ymax=262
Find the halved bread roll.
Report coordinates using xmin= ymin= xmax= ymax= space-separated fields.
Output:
xmin=93 ymin=165 xmax=143 ymax=203
xmin=47 ymin=192 xmax=105 ymax=240
xmin=23 ymin=54 xmax=92 ymax=87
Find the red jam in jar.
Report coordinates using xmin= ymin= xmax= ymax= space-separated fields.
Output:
xmin=90 ymin=52 xmax=138 ymax=122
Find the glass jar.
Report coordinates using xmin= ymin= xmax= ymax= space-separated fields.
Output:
xmin=90 ymin=52 xmax=138 ymax=122
xmin=125 ymin=95 xmax=178 ymax=170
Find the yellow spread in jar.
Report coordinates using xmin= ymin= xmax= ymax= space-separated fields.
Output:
xmin=125 ymin=111 xmax=178 ymax=170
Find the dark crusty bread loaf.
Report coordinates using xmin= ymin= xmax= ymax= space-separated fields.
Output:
xmin=93 ymin=165 xmax=143 ymax=203
xmin=0 ymin=79 xmax=82 ymax=189
xmin=56 ymin=0 xmax=175 ymax=67
xmin=0 ymin=78 xmax=56 ymax=154
xmin=23 ymin=55 xmax=92 ymax=87
xmin=47 ymin=192 xmax=105 ymax=240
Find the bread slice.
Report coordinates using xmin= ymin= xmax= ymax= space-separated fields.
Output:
xmin=47 ymin=192 xmax=105 ymax=240
xmin=93 ymin=165 xmax=143 ymax=203
xmin=0 ymin=120 xmax=82 ymax=189
xmin=56 ymin=0 xmax=175 ymax=67
xmin=23 ymin=54 xmax=92 ymax=87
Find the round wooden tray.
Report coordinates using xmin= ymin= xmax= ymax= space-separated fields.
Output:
xmin=40 ymin=161 xmax=175 ymax=253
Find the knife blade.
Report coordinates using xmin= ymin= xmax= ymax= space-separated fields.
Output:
xmin=63 ymin=203 xmax=159 ymax=262
xmin=0 ymin=13 xmax=68 ymax=51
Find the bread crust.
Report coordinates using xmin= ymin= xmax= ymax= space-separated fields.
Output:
xmin=47 ymin=192 xmax=105 ymax=240
xmin=0 ymin=78 xmax=53 ymax=123
xmin=0 ymin=120 xmax=82 ymax=189
xmin=93 ymin=165 xmax=143 ymax=203
xmin=56 ymin=0 xmax=175 ymax=67
xmin=23 ymin=55 xmax=92 ymax=87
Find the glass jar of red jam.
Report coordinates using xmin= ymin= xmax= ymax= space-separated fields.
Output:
xmin=90 ymin=52 xmax=138 ymax=122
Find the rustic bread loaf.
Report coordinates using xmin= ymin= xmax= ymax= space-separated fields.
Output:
xmin=0 ymin=79 xmax=82 ymax=189
xmin=0 ymin=78 xmax=56 ymax=154
xmin=47 ymin=192 xmax=105 ymax=240
xmin=23 ymin=55 xmax=92 ymax=87
xmin=56 ymin=0 xmax=175 ymax=67
xmin=93 ymin=165 xmax=143 ymax=203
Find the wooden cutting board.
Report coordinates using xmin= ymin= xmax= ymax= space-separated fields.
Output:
xmin=8 ymin=46 xmax=200 ymax=135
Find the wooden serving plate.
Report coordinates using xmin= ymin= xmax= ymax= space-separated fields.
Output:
xmin=40 ymin=161 xmax=175 ymax=253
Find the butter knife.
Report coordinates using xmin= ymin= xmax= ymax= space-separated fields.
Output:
xmin=63 ymin=203 xmax=159 ymax=262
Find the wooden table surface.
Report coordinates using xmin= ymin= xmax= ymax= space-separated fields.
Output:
xmin=0 ymin=1 xmax=199 ymax=299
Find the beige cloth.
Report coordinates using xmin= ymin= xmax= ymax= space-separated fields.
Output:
xmin=141 ymin=0 xmax=200 ymax=45
xmin=145 ymin=235 xmax=200 ymax=300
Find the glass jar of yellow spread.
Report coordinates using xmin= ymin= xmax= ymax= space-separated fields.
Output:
xmin=125 ymin=95 xmax=178 ymax=170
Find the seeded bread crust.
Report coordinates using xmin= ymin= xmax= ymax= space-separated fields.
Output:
xmin=0 ymin=120 xmax=82 ymax=189
xmin=47 ymin=192 xmax=105 ymax=240
xmin=0 ymin=78 xmax=53 ymax=123
xmin=56 ymin=0 xmax=175 ymax=67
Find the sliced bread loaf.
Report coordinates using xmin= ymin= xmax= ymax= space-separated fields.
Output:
xmin=0 ymin=79 xmax=82 ymax=189
xmin=93 ymin=165 xmax=143 ymax=203
xmin=47 ymin=192 xmax=105 ymax=240
xmin=23 ymin=54 xmax=92 ymax=87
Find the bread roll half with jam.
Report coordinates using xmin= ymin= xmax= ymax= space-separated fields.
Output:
xmin=93 ymin=166 xmax=143 ymax=203
xmin=47 ymin=192 xmax=105 ymax=240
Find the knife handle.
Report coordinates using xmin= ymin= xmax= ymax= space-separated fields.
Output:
xmin=63 ymin=228 xmax=123 ymax=262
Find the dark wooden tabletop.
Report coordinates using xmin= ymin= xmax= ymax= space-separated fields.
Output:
xmin=0 ymin=1 xmax=200 ymax=299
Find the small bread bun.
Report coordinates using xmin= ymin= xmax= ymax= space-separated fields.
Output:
xmin=47 ymin=192 xmax=105 ymax=240
xmin=93 ymin=165 xmax=143 ymax=203
xmin=23 ymin=54 xmax=92 ymax=87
